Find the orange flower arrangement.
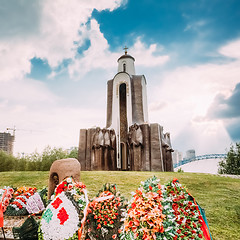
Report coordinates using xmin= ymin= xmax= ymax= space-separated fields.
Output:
xmin=122 ymin=176 xmax=176 ymax=240
xmin=14 ymin=186 xmax=36 ymax=197
xmin=121 ymin=177 xmax=208 ymax=240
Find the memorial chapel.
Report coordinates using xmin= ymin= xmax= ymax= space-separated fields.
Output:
xmin=78 ymin=49 xmax=174 ymax=171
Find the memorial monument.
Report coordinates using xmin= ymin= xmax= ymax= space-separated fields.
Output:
xmin=78 ymin=48 xmax=174 ymax=171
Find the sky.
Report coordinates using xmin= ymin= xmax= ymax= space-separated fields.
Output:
xmin=0 ymin=0 xmax=240 ymax=157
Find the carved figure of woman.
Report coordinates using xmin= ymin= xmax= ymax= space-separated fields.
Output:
xmin=130 ymin=123 xmax=143 ymax=171
xmin=92 ymin=127 xmax=104 ymax=170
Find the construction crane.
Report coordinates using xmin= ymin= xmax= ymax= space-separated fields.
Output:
xmin=6 ymin=127 xmax=44 ymax=134
xmin=6 ymin=126 xmax=16 ymax=137
xmin=6 ymin=126 xmax=45 ymax=144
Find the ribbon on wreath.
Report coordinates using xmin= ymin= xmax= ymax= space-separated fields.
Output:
xmin=0 ymin=189 xmax=7 ymax=240
xmin=0 ymin=189 xmax=7 ymax=228
xmin=78 ymin=191 xmax=114 ymax=239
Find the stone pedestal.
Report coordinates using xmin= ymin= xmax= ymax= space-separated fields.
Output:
xmin=140 ymin=123 xmax=151 ymax=171
xmin=132 ymin=146 xmax=142 ymax=171
xmin=166 ymin=150 xmax=174 ymax=171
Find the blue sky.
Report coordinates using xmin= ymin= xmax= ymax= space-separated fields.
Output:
xmin=92 ymin=0 xmax=240 ymax=64
xmin=0 ymin=0 xmax=240 ymax=156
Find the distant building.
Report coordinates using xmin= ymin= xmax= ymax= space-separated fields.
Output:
xmin=185 ymin=149 xmax=196 ymax=159
xmin=0 ymin=132 xmax=15 ymax=154
xmin=172 ymin=150 xmax=183 ymax=165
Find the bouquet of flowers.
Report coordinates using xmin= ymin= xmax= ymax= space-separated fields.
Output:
xmin=121 ymin=176 xmax=176 ymax=240
xmin=38 ymin=177 xmax=88 ymax=240
xmin=165 ymin=179 xmax=204 ymax=240
xmin=0 ymin=187 xmax=14 ymax=212
xmin=5 ymin=186 xmax=37 ymax=216
xmin=85 ymin=183 xmax=127 ymax=240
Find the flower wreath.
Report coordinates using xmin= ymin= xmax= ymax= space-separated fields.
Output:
xmin=85 ymin=183 xmax=127 ymax=240
xmin=165 ymin=179 xmax=204 ymax=240
xmin=121 ymin=176 xmax=176 ymax=240
xmin=38 ymin=177 xmax=88 ymax=240
xmin=5 ymin=187 xmax=37 ymax=216
xmin=0 ymin=187 xmax=14 ymax=213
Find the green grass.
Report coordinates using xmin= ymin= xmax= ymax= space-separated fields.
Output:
xmin=0 ymin=171 xmax=240 ymax=240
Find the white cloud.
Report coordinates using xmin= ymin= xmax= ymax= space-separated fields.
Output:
xmin=147 ymin=39 xmax=240 ymax=154
xmin=0 ymin=1 xmax=41 ymax=39
xmin=172 ymin=120 xmax=231 ymax=155
xmin=149 ymin=101 xmax=168 ymax=112
xmin=0 ymin=0 xmax=124 ymax=82
xmin=0 ymin=78 xmax=58 ymax=105
xmin=68 ymin=19 xmax=120 ymax=80
xmin=0 ymin=0 xmax=124 ymax=154
xmin=131 ymin=39 xmax=169 ymax=66
xmin=68 ymin=25 xmax=170 ymax=80
xmin=219 ymin=39 xmax=240 ymax=60
xmin=0 ymin=42 xmax=33 ymax=81
xmin=37 ymin=0 xmax=124 ymax=67
xmin=184 ymin=20 xmax=207 ymax=32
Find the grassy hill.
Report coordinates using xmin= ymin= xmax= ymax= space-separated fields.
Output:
xmin=0 ymin=171 xmax=240 ymax=240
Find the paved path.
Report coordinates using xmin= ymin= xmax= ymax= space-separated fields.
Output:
xmin=216 ymin=174 xmax=240 ymax=179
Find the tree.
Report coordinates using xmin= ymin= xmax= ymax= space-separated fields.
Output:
xmin=38 ymin=146 xmax=69 ymax=171
xmin=0 ymin=150 xmax=16 ymax=171
xmin=67 ymin=147 xmax=78 ymax=159
xmin=218 ymin=143 xmax=240 ymax=175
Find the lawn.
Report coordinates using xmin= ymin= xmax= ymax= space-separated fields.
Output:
xmin=0 ymin=171 xmax=240 ymax=240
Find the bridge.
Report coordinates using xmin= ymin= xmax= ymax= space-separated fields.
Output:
xmin=173 ymin=154 xmax=227 ymax=168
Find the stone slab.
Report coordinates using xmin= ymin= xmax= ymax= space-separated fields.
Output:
xmin=150 ymin=123 xmax=164 ymax=171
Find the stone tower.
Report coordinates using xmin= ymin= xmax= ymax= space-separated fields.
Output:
xmin=78 ymin=49 xmax=174 ymax=171
xmin=106 ymin=50 xmax=149 ymax=169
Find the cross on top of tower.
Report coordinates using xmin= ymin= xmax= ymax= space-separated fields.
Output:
xmin=123 ymin=46 xmax=128 ymax=55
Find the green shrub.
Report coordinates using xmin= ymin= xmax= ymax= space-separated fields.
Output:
xmin=0 ymin=146 xmax=78 ymax=171
xmin=177 ymin=168 xmax=184 ymax=173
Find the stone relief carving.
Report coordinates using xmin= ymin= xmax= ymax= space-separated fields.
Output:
xmin=164 ymin=132 xmax=173 ymax=152
xmin=110 ymin=129 xmax=116 ymax=170
xmin=132 ymin=123 xmax=143 ymax=147
xmin=91 ymin=127 xmax=117 ymax=170
xmin=160 ymin=126 xmax=169 ymax=148
xmin=92 ymin=127 xmax=104 ymax=170
xmin=127 ymin=123 xmax=143 ymax=170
